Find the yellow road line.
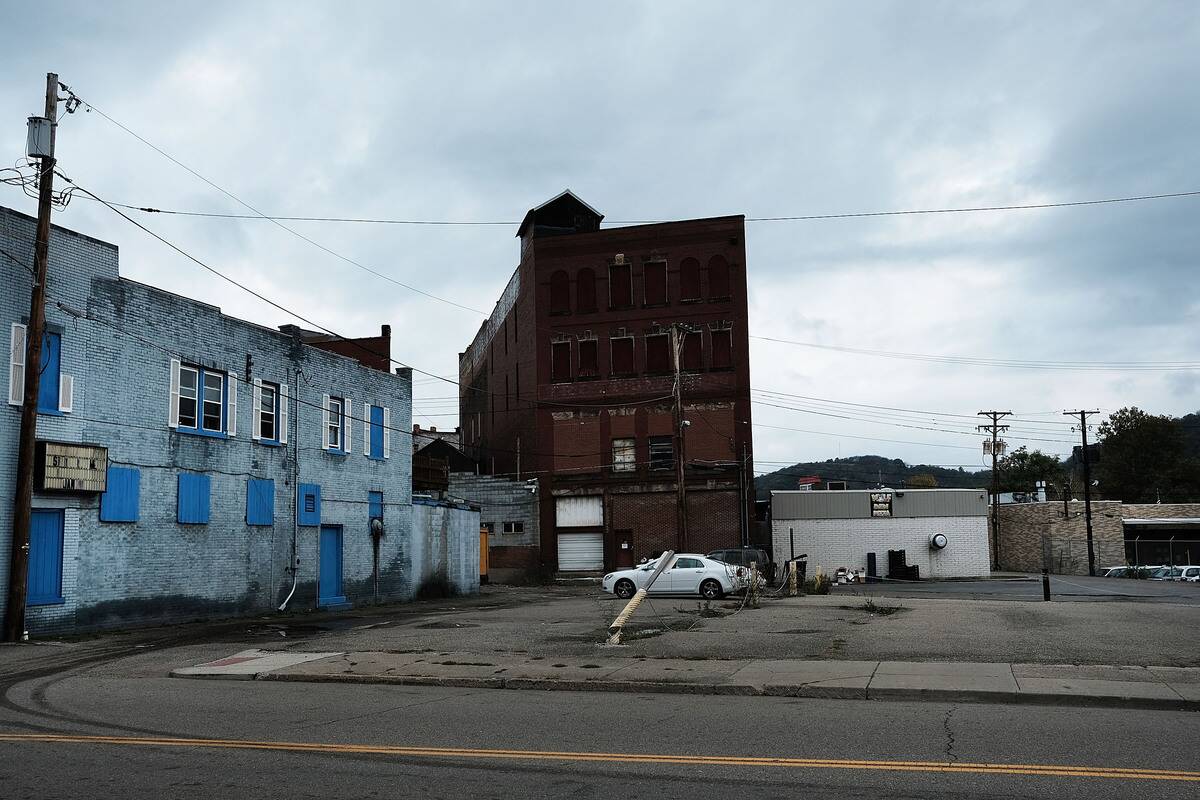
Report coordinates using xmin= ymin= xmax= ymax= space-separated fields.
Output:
xmin=0 ymin=733 xmax=1196 ymax=782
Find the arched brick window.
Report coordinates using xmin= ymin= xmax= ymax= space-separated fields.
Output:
xmin=577 ymin=268 xmax=597 ymax=313
xmin=550 ymin=270 xmax=570 ymax=314
xmin=680 ymin=257 xmax=701 ymax=301
xmin=708 ymin=256 xmax=730 ymax=299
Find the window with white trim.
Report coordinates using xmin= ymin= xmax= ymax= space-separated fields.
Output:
xmin=328 ymin=396 xmax=344 ymax=451
xmin=253 ymin=380 xmax=281 ymax=443
xmin=503 ymin=521 xmax=524 ymax=535
xmin=170 ymin=360 xmax=234 ymax=436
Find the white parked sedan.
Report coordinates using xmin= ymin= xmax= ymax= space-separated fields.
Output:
xmin=601 ymin=553 xmax=749 ymax=601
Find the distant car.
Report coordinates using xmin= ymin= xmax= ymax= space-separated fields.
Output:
xmin=1172 ymin=566 xmax=1200 ymax=583
xmin=601 ymin=553 xmax=752 ymax=600
xmin=1149 ymin=566 xmax=1183 ymax=581
xmin=706 ymin=547 xmax=776 ymax=583
xmin=1102 ymin=566 xmax=1132 ymax=578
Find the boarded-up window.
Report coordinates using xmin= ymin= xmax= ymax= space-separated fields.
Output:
xmin=578 ymin=339 xmax=598 ymax=378
xmin=612 ymin=438 xmax=635 ymax=472
xmin=552 ymin=340 xmax=571 ymax=382
xmin=648 ymin=436 xmax=674 ymax=470
xmin=550 ymin=270 xmax=570 ymax=314
xmin=644 ymin=261 xmax=667 ymax=305
xmin=556 ymin=496 xmax=603 ymax=527
xmin=711 ymin=329 xmax=732 ymax=368
xmin=708 ymin=255 xmax=730 ymax=299
xmin=611 ymin=336 xmax=635 ymax=375
xmin=680 ymin=257 xmax=701 ymax=301
xmin=577 ymin=268 xmax=597 ymax=313
xmin=609 ymin=263 xmax=632 ymax=308
xmin=645 ymin=333 xmax=670 ymax=373
xmin=681 ymin=332 xmax=702 ymax=371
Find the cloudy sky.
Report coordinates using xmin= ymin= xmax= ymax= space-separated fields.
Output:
xmin=2 ymin=1 xmax=1197 ymax=479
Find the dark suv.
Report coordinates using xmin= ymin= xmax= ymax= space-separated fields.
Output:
xmin=706 ymin=547 xmax=775 ymax=583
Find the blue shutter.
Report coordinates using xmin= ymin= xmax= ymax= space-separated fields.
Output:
xmin=178 ymin=473 xmax=211 ymax=524
xmin=369 ymin=405 xmax=384 ymax=459
xmin=37 ymin=331 xmax=61 ymax=413
xmin=298 ymin=483 xmax=321 ymax=526
xmin=99 ymin=467 xmax=140 ymax=522
xmin=28 ymin=510 xmax=64 ymax=605
xmin=368 ymin=491 xmax=383 ymax=520
xmin=246 ymin=478 xmax=275 ymax=526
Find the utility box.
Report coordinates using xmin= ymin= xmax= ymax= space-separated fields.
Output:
xmin=26 ymin=116 xmax=52 ymax=159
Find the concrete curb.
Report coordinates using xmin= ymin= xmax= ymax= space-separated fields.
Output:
xmin=174 ymin=669 xmax=1200 ymax=712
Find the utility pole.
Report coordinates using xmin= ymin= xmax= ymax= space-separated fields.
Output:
xmin=1065 ymin=410 xmax=1100 ymax=577
xmin=4 ymin=73 xmax=59 ymax=643
xmin=670 ymin=323 xmax=690 ymax=552
xmin=977 ymin=410 xmax=1012 ymax=571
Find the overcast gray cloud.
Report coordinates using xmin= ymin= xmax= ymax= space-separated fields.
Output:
xmin=2 ymin=0 xmax=1197 ymax=476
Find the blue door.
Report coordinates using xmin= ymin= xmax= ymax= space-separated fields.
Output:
xmin=37 ymin=331 xmax=61 ymax=413
xmin=318 ymin=525 xmax=345 ymax=607
xmin=28 ymin=509 xmax=65 ymax=605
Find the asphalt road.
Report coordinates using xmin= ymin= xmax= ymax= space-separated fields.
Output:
xmin=1 ymin=641 xmax=1197 ymax=799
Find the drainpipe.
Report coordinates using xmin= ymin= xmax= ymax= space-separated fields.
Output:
xmin=279 ymin=369 xmax=301 ymax=611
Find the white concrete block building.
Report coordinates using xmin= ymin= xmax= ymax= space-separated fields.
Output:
xmin=771 ymin=489 xmax=991 ymax=580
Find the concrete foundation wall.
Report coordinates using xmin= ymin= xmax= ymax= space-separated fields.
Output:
xmin=410 ymin=499 xmax=480 ymax=596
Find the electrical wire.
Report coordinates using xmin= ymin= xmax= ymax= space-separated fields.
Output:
xmin=751 ymin=335 xmax=1200 ymax=371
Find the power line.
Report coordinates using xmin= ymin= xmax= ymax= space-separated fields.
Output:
xmin=751 ymin=335 xmax=1200 ymax=371
xmin=76 ymin=188 xmax=1200 ymax=226
xmin=63 ymin=88 xmax=487 ymax=317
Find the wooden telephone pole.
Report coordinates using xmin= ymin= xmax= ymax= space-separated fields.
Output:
xmin=1065 ymin=410 xmax=1101 ymax=577
xmin=4 ymin=73 xmax=60 ymax=642
xmin=977 ymin=410 xmax=1011 ymax=571
xmin=670 ymin=323 xmax=691 ymax=552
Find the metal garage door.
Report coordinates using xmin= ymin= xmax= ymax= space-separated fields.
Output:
xmin=557 ymin=532 xmax=604 ymax=571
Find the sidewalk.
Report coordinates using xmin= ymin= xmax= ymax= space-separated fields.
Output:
xmin=172 ymin=649 xmax=1200 ymax=711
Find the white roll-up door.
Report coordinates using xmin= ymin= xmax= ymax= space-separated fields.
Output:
xmin=557 ymin=532 xmax=604 ymax=571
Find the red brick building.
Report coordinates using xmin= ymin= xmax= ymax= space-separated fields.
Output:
xmin=459 ymin=191 xmax=753 ymax=572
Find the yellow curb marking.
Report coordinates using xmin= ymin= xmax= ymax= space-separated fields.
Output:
xmin=0 ymin=733 xmax=1196 ymax=782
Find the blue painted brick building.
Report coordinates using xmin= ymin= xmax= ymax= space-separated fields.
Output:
xmin=1 ymin=206 xmax=421 ymax=634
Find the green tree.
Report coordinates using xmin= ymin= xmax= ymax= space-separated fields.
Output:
xmin=1095 ymin=407 xmax=1199 ymax=502
xmin=996 ymin=446 xmax=1064 ymax=494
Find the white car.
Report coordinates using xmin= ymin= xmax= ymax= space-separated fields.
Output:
xmin=1172 ymin=565 xmax=1200 ymax=583
xmin=601 ymin=553 xmax=748 ymax=600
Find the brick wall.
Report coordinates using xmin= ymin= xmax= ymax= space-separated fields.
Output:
xmin=1 ymin=207 xmax=426 ymax=635
xmin=772 ymin=516 xmax=991 ymax=579
xmin=448 ymin=472 xmax=539 ymax=570
xmin=610 ymin=488 xmax=741 ymax=561
xmin=994 ymin=501 xmax=1200 ymax=574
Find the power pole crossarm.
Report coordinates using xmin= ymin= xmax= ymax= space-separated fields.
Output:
xmin=4 ymin=72 xmax=59 ymax=642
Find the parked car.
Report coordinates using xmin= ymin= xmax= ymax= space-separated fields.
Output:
xmin=1172 ymin=565 xmax=1200 ymax=582
xmin=601 ymin=553 xmax=754 ymax=600
xmin=1149 ymin=566 xmax=1183 ymax=581
xmin=1100 ymin=565 xmax=1128 ymax=577
xmin=706 ymin=547 xmax=776 ymax=583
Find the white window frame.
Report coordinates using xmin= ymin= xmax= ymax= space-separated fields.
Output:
xmin=178 ymin=364 xmax=200 ymax=429
xmin=255 ymin=380 xmax=279 ymax=443
xmin=326 ymin=396 xmax=344 ymax=451
xmin=201 ymin=370 xmax=225 ymax=433
xmin=9 ymin=322 xmax=26 ymax=406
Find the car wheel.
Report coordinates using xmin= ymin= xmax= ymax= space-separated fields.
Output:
xmin=615 ymin=579 xmax=637 ymax=600
xmin=700 ymin=579 xmax=723 ymax=600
